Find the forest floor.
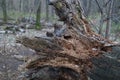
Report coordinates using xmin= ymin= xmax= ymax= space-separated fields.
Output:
xmin=0 ymin=28 xmax=53 ymax=80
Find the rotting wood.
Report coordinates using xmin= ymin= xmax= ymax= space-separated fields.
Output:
xmin=17 ymin=0 xmax=120 ymax=80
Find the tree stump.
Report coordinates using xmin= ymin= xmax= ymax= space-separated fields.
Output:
xmin=17 ymin=0 xmax=120 ymax=80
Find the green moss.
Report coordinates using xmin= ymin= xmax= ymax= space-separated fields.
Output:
xmin=35 ymin=24 xmax=41 ymax=30
xmin=56 ymin=2 xmax=63 ymax=9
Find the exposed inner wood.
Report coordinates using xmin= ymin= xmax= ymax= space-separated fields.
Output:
xmin=17 ymin=0 xmax=117 ymax=80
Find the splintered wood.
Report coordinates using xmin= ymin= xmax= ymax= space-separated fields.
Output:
xmin=17 ymin=0 xmax=115 ymax=80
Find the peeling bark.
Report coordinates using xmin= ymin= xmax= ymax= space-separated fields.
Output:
xmin=17 ymin=0 xmax=119 ymax=80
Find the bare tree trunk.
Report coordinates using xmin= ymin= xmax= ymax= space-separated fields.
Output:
xmin=94 ymin=0 xmax=105 ymax=35
xmin=46 ymin=0 xmax=49 ymax=21
xmin=35 ymin=0 xmax=41 ymax=29
xmin=105 ymin=0 xmax=114 ymax=39
xmin=7 ymin=0 xmax=13 ymax=10
xmin=99 ymin=14 xmax=104 ymax=35
xmin=51 ymin=7 xmax=55 ymax=20
xmin=86 ymin=0 xmax=92 ymax=17
xmin=1 ymin=0 xmax=7 ymax=23
xmin=19 ymin=0 xmax=23 ymax=13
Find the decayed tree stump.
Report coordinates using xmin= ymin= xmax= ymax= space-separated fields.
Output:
xmin=17 ymin=0 xmax=120 ymax=80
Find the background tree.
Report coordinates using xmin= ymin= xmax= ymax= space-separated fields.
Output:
xmin=46 ymin=0 xmax=49 ymax=21
xmin=0 ymin=0 xmax=120 ymax=40
xmin=105 ymin=0 xmax=114 ymax=39
xmin=35 ymin=0 xmax=41 ymax=29
xmin=1 ymin=0 xmax=7 ymax=23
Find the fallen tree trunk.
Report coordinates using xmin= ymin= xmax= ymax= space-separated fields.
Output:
xmin=17 ymin=0 xmax=120 ymax=80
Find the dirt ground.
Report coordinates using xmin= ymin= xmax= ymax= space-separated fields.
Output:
xmin=0 ymin=28 xmax=53 ymax=80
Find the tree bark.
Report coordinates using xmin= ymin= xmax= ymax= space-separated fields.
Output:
xmin=17 ymin=0 xmax=117 ymax=80
xmin=86 ymin=0 xmax=92 ymax=17
xmin=1 ymin=0 xmax=7 ymax=23
xmin=46 ymin=0 xmax=49 ymax=21
xmin=35 ymin=0 xmax=41 ymax=29
xmin=105 ymin=0 xmax=114 ymax=39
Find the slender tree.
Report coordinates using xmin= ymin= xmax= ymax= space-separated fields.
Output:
xmin=86 ymin=0 xmax=92 ymax=17
xmin=19 ymin=0 xmax=23 ymax=12
xmin=105 ymin=0 xmax=114 ymax=39
xmin=1 ymin=0 xmax=7 ymax=23
xmin=51 ymin=7 xmax=55 ymax=20
xmin=35 ymin=0 xmax=41 ymax=29
xmin=46 ymin=0 xmax=49 ymax=21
